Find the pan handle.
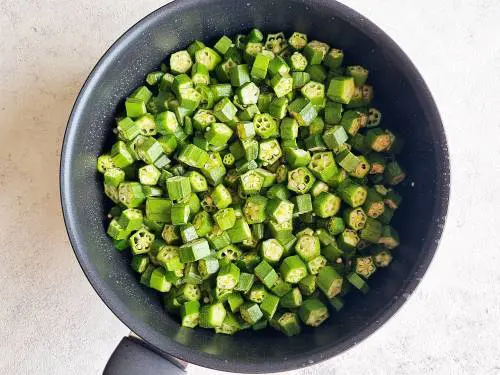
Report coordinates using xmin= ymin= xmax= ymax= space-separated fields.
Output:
xmin=103 ymin=336 xmax=186 ymax=375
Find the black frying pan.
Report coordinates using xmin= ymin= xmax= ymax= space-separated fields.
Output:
xmin=60 ymin=0 xmax=450 ymax=373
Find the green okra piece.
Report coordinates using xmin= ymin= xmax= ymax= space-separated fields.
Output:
xmin=131 ymin=254 xmax=150 ymax=273
xmin=156 ymin=244 xmax=183 ymax=271
xmin=199 ymin=302 xmax=226 ymax=328
xmin=353 ymin=256 xmax=377 ymax=279
xmin=291 ymin=194 xmax=313 ymax=215
xmin=363 ymin=188 xmax=385 ymax=218
xmin=317 ymin=265 xmax=343 ymax=298
xmin=337 ymin=228 xmax=360 ymax=253
xmin=327 ymin=76 xmax=355 ymax=104
xmin=266 ymin=198 xmax=294 ymax=223
xmin=338 ymin=182 xmax=368 ymax=208
xmin=287 ymin=167 xmax=316 ymax=194
xmin=260 ymin=293 xmax=280 ymax=320
xmin=298 ymin=274 xmax=316 ymax=296
xmin=346 ymin=65 xmax=369 ymax=86
xmin=254 ymin=260 xmax=279 ymax=288
xmin=378 ymin=225 xmax=400 ymax=249
xmin=280 ymin=255 xmax=308 ymax=284
xmin=287 ymin=97 xmax=318 ymax=126
xmin=247 ymin=283 xmax=267 ymax=303
xmin=371 ymin=247 xmax=393 ymax=267
xmin=313 ymin=192 xmax=341 ymax=218
xmin=280 ymin=287 xmax=303 ymax=309
xmin=307 ymin=255 xmax=327 ymax=275
xmin=215 ymin=244 xmax=242 ymax=266
xmin=298 ymin=297 xmax=329 ymax=327
xmin=179 ymin=238 xmax=210 ymax=263
xmin=192 ymin=211 xmax=213 ymax=236
xmin=240 ymin=302 xmax=264 ymax=324
xmin=288 ymin=32 xmax=308 ymax=50
xmin=268 ymin=97 xmax=289 ymax=119
xmin=295 ymin=234 xmax=321 ymax=261
xmin=343 ymin=207 xmax=367 ymax=230
xmin=271 ymin=278 xmax=292 ymax=297
xmin=303 ymin=40 xmax=329 ymax=65
xmin=226 ymin=218 xmax=252 ymax=243
xmin=276 ymin=311 xmax=302 ymax=336
xmin=346 ymin=272 xmax=369 ymax=293
xmin=359 ymin=217 xmax=384 ymax=243
xmin=235 ymin=272 xmax=255 ymax=293
xmin=260 ymin=238 xmax=284 ymax=264
xmin=384 ymin=161 xmax=406 ymax=186
xmin=217 ymin=263 xmax=241 ymax=290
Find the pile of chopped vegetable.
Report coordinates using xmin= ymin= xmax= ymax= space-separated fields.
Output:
xmin=97 ymin=29 xmax=406 ymax=336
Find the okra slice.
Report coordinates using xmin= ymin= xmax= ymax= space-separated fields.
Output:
xmin=298 ymin=274 xmax=316 ymax=296
xmin=323 ymin=125 xmax=348 ymax=150
xmin=339 ymin=182 xmax=368 ymax=208
xmin=179 ymin=300 xmax=200 ymax=328
xmin=271 ymin=278 xmax=292 ymax=297
xmin=384 ymin=190 xmax=402 ymax=209
xmin=295 ymin=234 xmax=321 ymax=261
xmin=280 ymin=255 xmax=308 ymax=283
xmin=280 ymin=117 xmax=299 ymax=140
xmin=346 ymin=65 xmax=369 ymax=86
xmin=317 ymin=266 xmax=343 ymax=298
xmin=253 ymin=113 xmax=278 ymax=139
xmin=226 ymin=218 xmax=252 ymax=244
xmin=258 ymin=139 xmax=282 ymax=166
xmin=239 ymin=170 xmax=264 ymax=195
xmin=129 ymin=228 xmax=155 ymax=255
xmin=170 ymin=203 xmax=190 ymax=225
xmin=288 ymin=32 xmax=307 ymax=50
xmin=327 ymin=76 xmax=355 ymax=104
xmin=337 ymin=229 xmax=360 ymax=254
xmin=287 ymin=97 xmax=318 ymax=126
xmin=260 ymin=293 xmax=280 ymax=320
xmin=384 ymin=161 xmax=406 ymax=186
xmin=117 ymin=208 xmax=143 ymax=232
xmin=363 ymin=188 xmax=385 ymax=218
xmin=260 ymin=238 xmax=284 ymax=264
xmin=284 ymin=148 xmax=311 ymax=169
xmin=298 ymin=297 xmax=329 ymax=327
xmin=315 ymin=228 xmax=335 ymax=246
xmin=131 ymin=254 xmax=150 ymax=273
xmin=235 ymin=272 xmax=255 ymax=293
xmin=378 ymin=225 xmax=400 ymax=249
xmin=301 ymin=81 xmax=325 ymax=106
xmin=287 ymin=167 xmax=316 ymax=194
xmin=354 ymin=256 xmax=377 ymax=279
xmin=276 ymin=311 xmax=302 ymax=336
xmin=178 ymin=143 xmax=210 ymax=168
xmin=217 ymin=263 xmax=241 ymax=290
xmin=266 ymin=198 xmax=294 ymax=224
xmin=254 ymin=260 xmax=279 ymax=289
xmin=346 ymin=272 xmax=369 ymax=293
xmin=179 ymin=238 xmax=210 ymax=263
xmin=247 ymin=283 xmax=267 ymax=303
xmin=343 ymin=207 xmax=367 ymax=230
xmin=216 ymin=244 xmax=242 ymax=266
xmin=280 ymin=287 xmax=303 ymax=309
xmin=107 ymin=219 xmax=129 ymax=241
xmin=156 ymin=244 xmax=183 ymax=271
xmin=200 ymin=302 xmax=226 ymax=328
xmin=242 ymin=194 xmax=268 ymax=224
xmin=313 ymin=192 xmax=341 ymax=218
xmin=237 ymin=252 xmax=261 ymax=273
xmin=358 ymin=217 xmax=383 ymax=243
xmin=307 ymin=255 xmax=327 ymax=275
xmin=303 ymin=40 xmax=329 ymax=64
xmin=269 ymin=97 xmax=289 ymax=119
xmin=371 ymin=247 xmax=393 ymax=267
xmin=149 ymin=267 xmax=172 ymax=292
xmin=240 ymin=302 xmax=264 ymax=325
xmin=291 ymin=194 xmax=313 ymax=215
xmin=324 ymin=48 xmax=344 ymax=69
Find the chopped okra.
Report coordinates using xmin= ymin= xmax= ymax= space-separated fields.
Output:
xmin=99 ymin=29 xmax=406 ymax=337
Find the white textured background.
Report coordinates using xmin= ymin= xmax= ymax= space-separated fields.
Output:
xmin=1 ymin=0 xmax=499 ymax=374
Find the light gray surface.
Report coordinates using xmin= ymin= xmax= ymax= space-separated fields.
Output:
xmin=1 ymin=0 xmax=499 ymax=374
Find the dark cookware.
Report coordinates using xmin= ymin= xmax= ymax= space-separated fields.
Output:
xmin=60 ymin=0 xmax=450 ymax=373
